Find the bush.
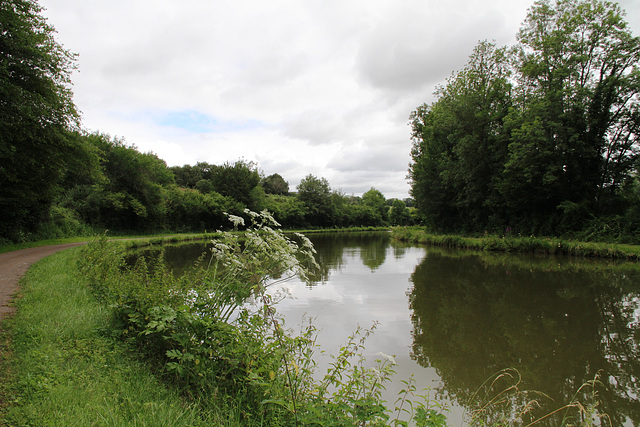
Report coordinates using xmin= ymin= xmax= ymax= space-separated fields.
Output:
xmin=32 ymin=205 xmax=94 ymax=240
xmin=79 ymin=211 xmax=445 ymax=425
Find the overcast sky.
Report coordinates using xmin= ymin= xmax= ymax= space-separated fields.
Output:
xmin=39 ymin=0 xmax=639 ymax=199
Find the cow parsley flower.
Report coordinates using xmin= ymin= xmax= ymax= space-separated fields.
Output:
xmin=376 ymin=352 xmax=396 ymax=365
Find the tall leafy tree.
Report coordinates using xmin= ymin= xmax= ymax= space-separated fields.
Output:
xmin=410 ymin=0 xmax=640 ymax=235
xmin=261 ymin=173 xmax=289 ymax=195
xmin=297 ymin=174 xmax=334 ymax=227
xmin=409 ymin=41 xmax=512 ymax=231
xmin=362 ymin=187 xmax=389 ymax=225
xmin=390 ymin=199 xmax=413 ymax=226
xmin=66 ymin=133 xmax=174 ymax=231
xmin=0 ymin=0 xmax=79 ymax=239
xmin=170 ymin=164 xmax=205 ymax=188
xmin=501 ymin=0 xmax=640 ymax=230
xmin=210 ymin=160 xmax=261 ymax=209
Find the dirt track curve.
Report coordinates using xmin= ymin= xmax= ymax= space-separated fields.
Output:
xmin=0 ymin=243 xmax=87 ymax=319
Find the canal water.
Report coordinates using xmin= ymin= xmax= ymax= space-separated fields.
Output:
xmin=134 ymin=231 xmax=640 ymax=425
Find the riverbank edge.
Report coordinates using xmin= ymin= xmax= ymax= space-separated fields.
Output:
xmin=391 ymin=227 xmax=640 ymax=260
xmin=0 ymin=247 xmax=209 ymax=425
xmin=0 ymin=226 xmax=390 ymax=255
xmin=0 ymin=231 xmax=617 ymax=424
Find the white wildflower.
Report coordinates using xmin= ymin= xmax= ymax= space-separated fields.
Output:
xmin=376 ymin=352 xmax=396 ymax=365
xmin=260 ymin=210 xmax=281 ymax=227
xmin=295 ymin=233 xmax=317 ymax=254
xmin=244 ymin=209 xmax=260 ymax=219
xmin=370 ymin=367 xmax=382 ymax=381
xmin=225 ymin=214 xmax=245 ymax=227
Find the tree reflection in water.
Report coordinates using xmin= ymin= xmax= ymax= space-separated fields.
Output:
xmin=128 ymin=234 xmax=640 ymax=424
xmin=304 ymin=232 xmax=391 ymax=282
xmin=408 ymin=248 xmax=640 ymax=425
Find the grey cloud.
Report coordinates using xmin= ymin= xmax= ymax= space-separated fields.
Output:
xmin=355 ymin=5 xmax=513 ymax=92
xmin=328 ymin=140 xmax=410 ymax=173
xmin=331 ymin=170 xmax=410 ymax=199
xmin=39 ymin=0 xmax=550 ymax=201
xmin=281 ymin=110 xmax=349 ymax=145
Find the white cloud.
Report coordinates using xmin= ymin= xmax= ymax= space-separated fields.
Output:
xmin=40 ymin=0 xmax=639 ymax=199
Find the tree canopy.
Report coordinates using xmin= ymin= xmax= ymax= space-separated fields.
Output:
xmin=0 ymin=0 xmax=79 ymax=239
xmin=261 ymin=173 xmax=289 ymax=195
xmin=409 ymin=0 xmax=640 ymax=238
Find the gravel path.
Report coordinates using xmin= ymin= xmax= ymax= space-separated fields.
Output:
xmin=0 ymin=243 xmax=87 ymax=319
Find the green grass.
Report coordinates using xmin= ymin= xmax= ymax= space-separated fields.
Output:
xmin=391 ymin=227 xmax=640 ymax=260
xmin=0 ymin=226 xmax=392 ymax=255
xmin=289 ymin=226 xmax=391 ymax=234
xmin=0 ymin=233 xmax=216 ymax=255
xmin=0 ymin=237 xmax=91 ymax=255
xmin=0 ymin=247 xmax=208 ymax=426
xmin=0 ymin=231 xmax=616 ymax=426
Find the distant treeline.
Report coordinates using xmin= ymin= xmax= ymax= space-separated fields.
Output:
xmin=4 ymin=0 xmax=640 ymax=245
xmin=0 ymin=0 xmax=415 ymax=244
xmin=1 ymin=131 xmax=416 ymax=243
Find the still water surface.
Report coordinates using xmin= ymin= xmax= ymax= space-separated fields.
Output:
xmin=140 ymin=232 xmax=640 ymax=425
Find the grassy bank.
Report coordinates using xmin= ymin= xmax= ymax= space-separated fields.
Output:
xmin=391 ymin=227 xmax=640 ymax=260
xmin=0 ymin=225 xmax=613 ymax=425
xmin=0 ymin=247 xmax=208 ymax=426
xmin=0 ymin=227 xmax=391 ymax=255
xmin=0 ymin=220 xmax=418 ymax=426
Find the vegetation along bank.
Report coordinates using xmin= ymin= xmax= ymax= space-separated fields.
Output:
xmin=391 ymin=227 xmax=640 ymax=260
xmin=0 ymin=212 xmax=610 ymax=425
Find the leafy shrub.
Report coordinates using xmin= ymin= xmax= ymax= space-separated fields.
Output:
xmin=79 ymin=211 xmax=446 ymax=425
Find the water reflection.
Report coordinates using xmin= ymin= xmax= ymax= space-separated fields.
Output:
xmin=125 ymin=242 xmax=214 ymax=276
xmin=128 ymin=233 xmax=640 ymax=424
xmin=306 ymin=232 xmax=391 ymax=282
xmin=408 ymin=248 xmax=640 ymax=425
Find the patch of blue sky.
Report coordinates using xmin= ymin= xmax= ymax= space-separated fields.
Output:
xmin=155 ymin=110 xmax=263 ymax=133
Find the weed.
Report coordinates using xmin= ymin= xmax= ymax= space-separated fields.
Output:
xmin=75 ymin=216 xmax=617 ymax=426
xmin=78 ymin=211 xmax=448 ymax=425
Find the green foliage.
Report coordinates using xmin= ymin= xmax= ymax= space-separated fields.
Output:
xmin=209 ymin=160 xmax=261 ymax=209
xmin=0 ymin=0 xmax=80 ymax=240
xmin=362 ymin=188 xmax=390 ymax=226
xmin=78 ymin=212 xmax=446 ymax=426
xmin=165 ymin=186 xmax=242 ymax=232
xmin=262 ymin=173 xmax=290 ymax=195
xmin=170 ymin=162 xmax=212 ymax=188
xmin=409 ymin=0 xmax=640 ymax=237
xmin=391 ymin=227 xmax=640 ymax=259
xmin=297 ymin=174 xmax=335 ymax=227
xmin=263 ymin=194 xmax=307 ymax=228
xmin=390 ymin=199 xmax=414 ymax=226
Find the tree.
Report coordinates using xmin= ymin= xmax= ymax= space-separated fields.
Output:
xmin=262 ymin=194 xmax=306 ymax=227
xmin=68 ymin=133 xmax=174 ymax=231
xmin=165 ymin=186 xmax=242 ymax=232
xmin=262 ymin=173 xmax=289 ymax=195
xmin=0 ymin=0 xmax=79 ymax=239
xmin=409 ymin=41 xmax=512 ymax=231
xmin=390 ymin=199 xmax=413 ymax=226
xmin=170 ymin=164 xmax=203 ymax=188
xmin=500 ymin=0 xmax=640 ymax=231
xmin=210 ymin=160 xmax=261 ymax=209
xmin=362 ymin=187 xmax=389 ymax=225
xmin=409 ymin=0 xmax=640 ymax=236
xmin=297 ymin=175 xmax=334 ymax=227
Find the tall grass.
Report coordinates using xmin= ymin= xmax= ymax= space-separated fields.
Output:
xmin=0 ymin=247 xmax=207 ymax=426
xmin=391 ymin=227 xmax=640 ymax=260
xmin=0 ymin=219 xmax=614 ymax=426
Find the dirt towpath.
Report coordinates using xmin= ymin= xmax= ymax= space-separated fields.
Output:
xmin=0 ymin=243 xmax=87 ymax=319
